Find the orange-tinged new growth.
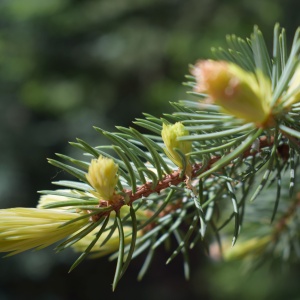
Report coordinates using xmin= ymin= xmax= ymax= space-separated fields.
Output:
xmin=192 ymin=60 xmax=272 ymax=126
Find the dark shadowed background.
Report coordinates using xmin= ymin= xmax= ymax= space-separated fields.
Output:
xmin=1 ymin=0 xmax=300 ymax=299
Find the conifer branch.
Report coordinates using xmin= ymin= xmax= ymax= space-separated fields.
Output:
xmin=94 ymin=135 xmax=281 ymax=221
xmin=1 ymin=24 xmax=300 ymax=288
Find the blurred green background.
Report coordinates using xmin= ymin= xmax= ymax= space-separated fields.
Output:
xmin=1 ymin=0 xmax=300 ymax=299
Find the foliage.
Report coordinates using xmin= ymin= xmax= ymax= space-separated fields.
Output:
xmin=2 ymin=23 xmax=300 ymax=292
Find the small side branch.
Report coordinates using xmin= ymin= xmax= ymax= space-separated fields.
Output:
xmin=93 ymin=135 xmax=278 ymax=220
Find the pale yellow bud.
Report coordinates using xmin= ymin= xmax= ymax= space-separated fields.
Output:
xmin=72 ymin=207 xmax=143 ymax=258
xmin=191 ymin=60 xmax=272 ymax=125
xmin=161 ymin=122 xmax=192 ymax=169
xmin=37 ymin=190 xmax=84 ymax=210
xmin=0 ymin=208 xmax=89 ymax=255
xmin=72 ymin=223 xmax=142 ymax=258
xmin=37 ymin=193 xmax=70 ymax=209
xmin=86 ymin=156 xmax=119 ymax=201
xmin=223 ymin=236 xmax=271 ymax=261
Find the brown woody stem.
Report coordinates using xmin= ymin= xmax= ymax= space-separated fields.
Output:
xmin=91 ymin=135 xmax=276 ymax=222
